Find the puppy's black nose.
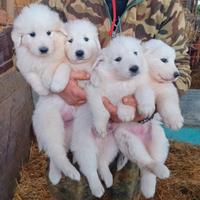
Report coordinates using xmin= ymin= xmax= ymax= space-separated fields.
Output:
xmin=129 ymin=65 xmax=139 ymax=73
xmin=173 ymin=71 xmax=180 ymax=78
xmin=76 ymin=50 xmax=84 ymax=58
xmin=39 ymin=47 xmax=49 ymax=54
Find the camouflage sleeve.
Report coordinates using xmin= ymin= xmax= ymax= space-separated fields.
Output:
xmin=156 ymin=0 xmax=191 ymax=95
xmin=36 ymin=0 xmax=67 ymax=22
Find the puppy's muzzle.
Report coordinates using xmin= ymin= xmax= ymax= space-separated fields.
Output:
xmin=75 ymin=50 xmax=84 ymax=59
xmin=129 ymin=65 xmax=139 ymax=75
xmin=39 ymin=46 xmax=49 ymax=54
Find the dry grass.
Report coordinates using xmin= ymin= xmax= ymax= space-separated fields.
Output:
xmin=140 ymin=142 xmax=200 ymax=200
xmin=13 ymin=141 xmax=200 ymax=200
xmin=191 ymin=71 xmax=200 ymax=89
xmin=13 ymin=142 xmax=53 ymax=200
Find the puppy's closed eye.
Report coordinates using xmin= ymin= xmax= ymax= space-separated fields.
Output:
xmin=68 ymin=38 xmax=73 ymax=43
xmin=115 ymin=57 xmax=122 ymax=62
xmin=29 ymin=32 xmax=36 ymax=37
xmin=160 ymin=58 xmax=168 ymax=63
xmin=84 ymin=37 xmax=89 ymax=42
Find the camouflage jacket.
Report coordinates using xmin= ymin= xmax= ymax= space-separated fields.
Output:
xmin=38 ymin=0 xmax=191 ymax=94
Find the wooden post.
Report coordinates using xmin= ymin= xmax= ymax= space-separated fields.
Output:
xmin=0 ymin=25 xmax=33 ymax=200
xmin=6 ymin=0 xmax=14 ymax=19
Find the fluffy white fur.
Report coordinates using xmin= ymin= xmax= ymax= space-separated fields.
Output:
xmin=12 ymin=4 xmax=101 ymax=185
xmin=115 ymin=39 xmax=183 ymax=198
xmin=70 ymin=36 xmax=158 ymax=198
xmin=114 ymin=116 xmax=169 ymax=199
xmin=138 ymin=39 xmax=183 ymax=198
xmin=142 ymin=39 xmax=184 ymax=130
xmin=11 ymin=4 xmax=68 ymax=95
xmin=33 ymin=19 xmax=101 ymax=184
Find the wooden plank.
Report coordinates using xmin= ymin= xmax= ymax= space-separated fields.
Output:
xmin=0 ymin=28 xmax=13 ymax=74
xmin=6 ymin=0 xmax=14 ymax=19
xmin=0 ymin=67 xmax=33 ymax=200
xmin=180 ymin=89 xmax=200 ymax=127
xmin=0 ymin=9 xmax=8 ymax=25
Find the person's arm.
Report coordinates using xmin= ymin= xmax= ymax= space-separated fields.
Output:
xmin=156 ymin=0 xmax=191 ymax=95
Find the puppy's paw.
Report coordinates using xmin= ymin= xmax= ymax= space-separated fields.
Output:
xmin=140 ymin=173 xmax=156 ymax=199
xmin=49 ymin=168 xmax=62 ymax=185
xmin=164 ymin=114 xmax=184 ymax=130
xmin=117 ymin=154 xmax=128 ymax=171
xmin=138 ymin=103 xmax=155 ymax=118
xmin=99 ymin=167 xmax=113 ymax=188
xmin=42 ymin=73 xmax=53 ymax=89
xmin=141 ymin=184 xmax=155 ymax=199
xmin=93 ymin=114 xmax=109 ymax=137
xmin=94 ymin=122 xmax=107 ymax=137
xmin=148 ymin=162 xmax=170 ymax=179
xmin=104 ymin=172 xmax=113 ymax=188
xmin=63 ymin=165 xmax=80 ymax=181
xmin=37 ymin=87 xmax=49 ymax=96
xmin=117 ymin=105 xmax=135 ymax=122
xmin=90 ymin=181 xmax=105 ymax=198
xmin=51 ymin=80 xmax=67 ymax=93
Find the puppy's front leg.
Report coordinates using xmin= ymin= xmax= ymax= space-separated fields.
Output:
xmin=135 ymin=85 xmax=155 ymax=118
xmin=117 ymin=101 xmax=135 ymax=122
xmin=26 ymin=72 xmax=49 ymax=95
xmin=86 ymin=85 xmax=110 ymax=137
xmin=42 ymin=64 xmax=57 ymax=89
xmin=157 ymin=89 xmax=183 ymax=130
xmin=50 ymin=63 xmax=71 ymax=93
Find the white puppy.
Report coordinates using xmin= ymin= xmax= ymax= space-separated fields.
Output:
xmin=142 ymin=39 xmax=184 ymax=130
xmin=87 ymin=36 xmax=156 ymax=136
xmin=138 ymin=39 xmax=183 ymax=198
xmin=115 ymin=39 xmax=182 ymax=198
xmin=12 ymin=3 xmax=80 ymax=183
xmin=11 ymin=3 xmax=68 ymax=96
xmin=12 ymin=4 xmax=100 ymax=184
xmin=71 ymin=36 xmax=158 ymax=198
xmin=33 ymin=19 xmax=101 ymax=184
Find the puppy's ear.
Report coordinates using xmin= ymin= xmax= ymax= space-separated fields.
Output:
xmin=142 ymin=39 xmax=160 ymax=54
xmin=141 ymin=51 xmax=149 ymax=73
xmin=92 ymin=52 xmax=104 ymax=68
xmin=95 ymin=37 xmax=101 ymax=50
xmin=93 ymin=28 xmax=101 ymax=50
xmin=57 ymin=23 xmax=68 ymax=37
xmin=11 ymin=28 xmax=22 ymax=47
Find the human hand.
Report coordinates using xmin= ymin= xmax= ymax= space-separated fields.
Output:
xmin=102 ymin=95 xmax=145 ymax=123
xmin=59 ymin=70 xmax=90 ymax=106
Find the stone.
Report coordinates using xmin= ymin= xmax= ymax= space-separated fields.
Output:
xmin=48 ymin=159 xmax=140 ymax=200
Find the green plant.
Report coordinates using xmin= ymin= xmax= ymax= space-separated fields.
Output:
xmin=197 ymin=4 xmax=200 ymax=15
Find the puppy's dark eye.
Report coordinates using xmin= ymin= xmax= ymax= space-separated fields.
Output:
xmin=161 ymin=58 xmax=168 ymax=63
xmin=47 ymin=31 xmax=51 ymax=36
xmin=114 ymin=57 xmax=122 ymax=62
xmin=134 ymin=51 xmax=138 ymax=55
xmin=29 ymin=32 xmax=36 ymax=37
xmin=84 ymin=37 xmax=89 ymax=42
xmin=68 ymin=39 xmax=73 ymax=43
